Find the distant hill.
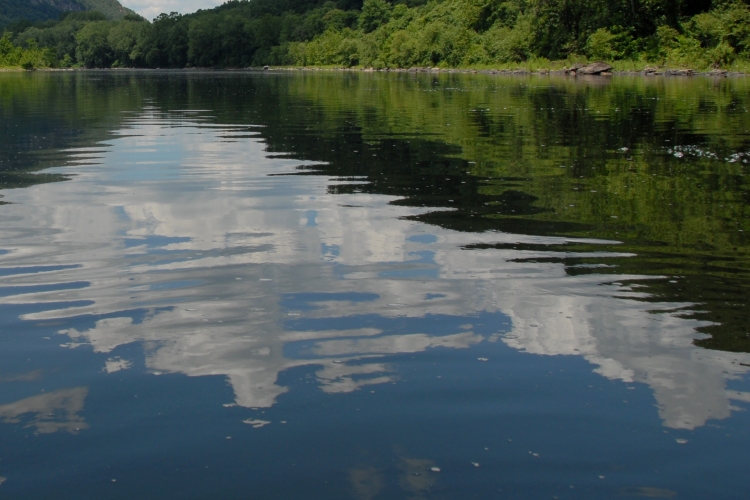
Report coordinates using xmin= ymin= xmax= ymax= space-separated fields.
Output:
xmin=0 ymin=0 xmax=135 ymax=28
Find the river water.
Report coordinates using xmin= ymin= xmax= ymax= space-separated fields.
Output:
xmin=0 ymin=70 xmax=749 ymax=499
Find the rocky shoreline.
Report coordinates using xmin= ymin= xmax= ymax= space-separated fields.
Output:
xmin=4 ymin=65 xmax=742 ymax=77
xmin=263 ymin=62 xmax=740 ymax=77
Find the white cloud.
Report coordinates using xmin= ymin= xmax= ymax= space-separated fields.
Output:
xmin=119 ymin=0 xmax=225 ymax=20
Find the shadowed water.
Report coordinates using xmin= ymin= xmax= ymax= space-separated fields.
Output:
xmin=0 ymin=70 xmax=748 ymax=499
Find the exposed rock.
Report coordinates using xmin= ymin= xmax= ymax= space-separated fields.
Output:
xmin=666 ymin=69 xmax=694 ymax=76
xmin=564 ymin=63 xmax=584 ymax=74
xmin=578 ymin=62 xmax=614 ymax=75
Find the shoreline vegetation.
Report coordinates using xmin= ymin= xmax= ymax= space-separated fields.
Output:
xmin=4 ymin=0 xmax=750 ymax=75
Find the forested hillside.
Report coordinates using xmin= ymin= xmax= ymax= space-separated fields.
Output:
xmin=0 ymin=0 xmax=84 ymax=29
xmin=3 ymin=0 xmax=750 ymax=70
xmin=0 ymin=0 xmax=133 ymax=30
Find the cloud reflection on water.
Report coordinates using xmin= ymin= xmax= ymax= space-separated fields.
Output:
xmin=0 ymin=387 xmax=89 ymax=434
xmin=0 ymin=109 xmax=748 ymax=432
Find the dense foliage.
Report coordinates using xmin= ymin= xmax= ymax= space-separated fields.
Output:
xmin=0 ymin=31 xmax=55 ymax=69
xmin=2 ymin=0 xmax=750 ymax=69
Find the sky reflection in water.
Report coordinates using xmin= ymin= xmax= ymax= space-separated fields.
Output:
xmin=0 ymin=72 xmax=748 ymax=499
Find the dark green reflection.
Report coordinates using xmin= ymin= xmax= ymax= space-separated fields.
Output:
xmin=2 ymin=70 xmax=749 ymax=351
xmin=0 ymin=71 xmax=145 ymax=197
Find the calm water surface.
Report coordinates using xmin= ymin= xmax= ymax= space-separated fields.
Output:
xmin=0 ymin=71 xmax=749 ymax=499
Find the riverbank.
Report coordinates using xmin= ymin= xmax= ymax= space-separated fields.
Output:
xmin=0 ymin=64 xmax=744 ymax=77
xmin=267 ymin=65 xmax=738 ymax=77
xmin=271 ymin=57 xmax=749 ymax=76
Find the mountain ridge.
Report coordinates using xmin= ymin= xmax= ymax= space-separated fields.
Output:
xmin=0 ymin=0 xmax=134 ymax=28
xmin=80 ymin=0 xmax=134 ymax=20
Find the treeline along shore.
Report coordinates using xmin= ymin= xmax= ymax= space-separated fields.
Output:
xmin=3 ymin=0 xmax=750 ymax=71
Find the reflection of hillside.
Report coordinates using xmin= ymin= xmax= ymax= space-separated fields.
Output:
xmin=255 ymin=73 xmax=750 ymax=353
xmin=0 ymin=72 xmax=145 ymax=196
xmin=0 ymin=107 xmax=748 ymax=432
xmin=153 ymin=71 xmax=746 ymax=352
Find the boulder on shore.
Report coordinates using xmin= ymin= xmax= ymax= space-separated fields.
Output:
xmin=578 ymin=62 xmax=614 ymax=75
xmin=665 ymin=68 xmax=694 ymax=76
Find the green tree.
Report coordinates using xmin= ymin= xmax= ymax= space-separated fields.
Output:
xmin=359 ymin=0 xmax=392 ymax=33
xmin=0 ymin=31 xmax=21 ymax=66
xmin=145 ymin=12 xmax=189 ymax=68
xmin=108 ymin=19 xmax=150 ymax=66
xmin=76 ymin=20 xmax=114 ymax=67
